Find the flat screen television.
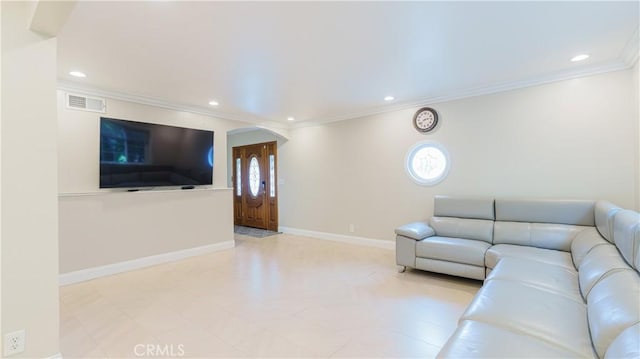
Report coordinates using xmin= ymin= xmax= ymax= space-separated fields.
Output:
xmin=99 ymin=117 xmax=214 ymax=189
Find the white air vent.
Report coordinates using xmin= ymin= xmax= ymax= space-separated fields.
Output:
xmin=66 ymin=93 xmax=106 ymax=113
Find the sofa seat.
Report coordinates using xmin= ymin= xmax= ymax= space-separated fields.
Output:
xmin=485 ymin=244 xmax=574 ymax=270
xmin=438 ymin=320 xmax=590 ymax=358
xmin=416 ymin=236 xmax=490 ymax=266
xmin=460 ymin=279 xmax=595 ymax=357
xmin=486 ymin=257 xmax=581 ymax=301
xmin=396 ymin=197 xmax=639 ymax=358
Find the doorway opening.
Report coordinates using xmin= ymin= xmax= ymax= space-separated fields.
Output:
xmin=232 ymin=141 xmax=278 ymax=231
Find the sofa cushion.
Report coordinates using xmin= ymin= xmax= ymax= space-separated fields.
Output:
xmin=434 ymin=196 xmax=495 ymax=220
xmin=394 ymin=221 xmax=435 ymax=240
xmin=416 ymin=236 xmax=490 ymax=266
xmin=571 ymin=227 xmax=610 ymax=268
xmin=612 ymin=210 xmax=640 ymax=269
xmin=438 ymin=320 xmax=593 ymax=358
xmin=578 ymin=244 xmax=632 ymax=298
xmin=430 ymin=217 xmax=494 ymax=243
xmin=487 ymin=257 xmax=581 ymax=301
xmin=495 ymin=198 xmax=595 ymax=226
xmin=605 ymin=323 xmax=640 ymax=359
xmin=460 ymin=279 xmax=594 ymax=357
xmin=485 ymin=244 xmax=574 ymax=270
xmin=595 ymin=201 xmax=622 ymax=243
xmin=587 ymin=270 xmax=640 ymax=358
xmin=493 ymin=221 xmax=587 ymax=251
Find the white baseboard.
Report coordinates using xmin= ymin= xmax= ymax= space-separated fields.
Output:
xmin=59 ymin=241 xmax=235 ymax=286
xmin=279 ymin=226 xmax=394 ymax=250
xmin=46 ymin=353 xmax=63 ymax=359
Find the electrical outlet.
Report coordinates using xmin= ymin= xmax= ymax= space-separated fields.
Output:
xmin=349 ymin=224 xmax=355 ymax=233
xmin=4 ymin=330 xmax=25 ymax=356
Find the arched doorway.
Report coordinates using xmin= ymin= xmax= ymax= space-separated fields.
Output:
xmin=227 ymin=127 xmax=288 ymax=231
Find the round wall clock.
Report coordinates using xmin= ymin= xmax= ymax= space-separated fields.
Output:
xmin=413 ymin=107 xmax=439 ymax=133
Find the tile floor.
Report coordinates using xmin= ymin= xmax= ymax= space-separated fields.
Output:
xmin=60 ymin=233 xmax=481 ymax=358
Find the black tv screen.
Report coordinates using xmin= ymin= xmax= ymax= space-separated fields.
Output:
xmin=99 ymin=117 xmax=214 ymax=189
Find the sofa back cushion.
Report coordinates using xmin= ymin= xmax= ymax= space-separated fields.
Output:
xmin=434 ymin=196 xmax=495 ymax=220
xmin=612 ymin=210 xmax=640 ymax=269
xmin=493 ymin=222 xmax=587 ymax=251
xmin=586 ymin=270 xmax=640 ymax=358
xmin=430 ymin=217 xmax=494 ymax=243
xmin=571 ymin=228 xmax=609 ymax=268
xmin=604 ymin=323 xmax=639 ymax=359
xmin=578 ymin=244 xmax=633 ymax=298
xmin=495 ymin=198 xmax=595 ymax=226
xmin=595 ymin=201 xmax=622 ymax=243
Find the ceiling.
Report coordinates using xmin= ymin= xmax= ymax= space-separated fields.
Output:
xmin=57 ymin=1 xmax=639 ymax=127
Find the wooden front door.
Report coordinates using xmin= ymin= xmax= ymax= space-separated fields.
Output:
xmin=232 ymin=142 xmax=278 ymax=231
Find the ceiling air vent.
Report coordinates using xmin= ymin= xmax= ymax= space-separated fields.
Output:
xmin=66 ymin=93 xmax=106 ymax=113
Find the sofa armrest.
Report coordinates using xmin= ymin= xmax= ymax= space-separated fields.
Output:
xmin=395 ymin=222 xmax=435 ymax=241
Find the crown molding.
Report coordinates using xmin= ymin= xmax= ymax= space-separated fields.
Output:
xmin=56 ymin=81 xmax=289 ymax=131
xmin=60 ymin=54 xmax=634 ymax=132
xmin=291 ymin=61 xmax=632 ymax=129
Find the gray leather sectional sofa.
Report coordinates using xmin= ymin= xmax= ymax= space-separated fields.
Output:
xmin=395 ymin=196 xmax=639 ymax=358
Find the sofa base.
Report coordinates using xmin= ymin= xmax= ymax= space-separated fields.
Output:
xmin=415 ymin=258 xmax=485 ymax=280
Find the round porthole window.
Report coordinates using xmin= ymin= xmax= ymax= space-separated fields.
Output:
xmin=405 ymin=141 xmax=450 ymax=185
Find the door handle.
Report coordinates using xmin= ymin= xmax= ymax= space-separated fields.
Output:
xmin=262 ymin=181 xmax=266 ymax=191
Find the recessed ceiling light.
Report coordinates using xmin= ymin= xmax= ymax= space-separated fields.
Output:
xmin=570 ymin=54 xmax=589 ymax=62
xmin=287 ymin=117 xmax=295 ymax=121
xmin=69 ymin=71 xmax=86 ymax=78
xmin=208 ymin=100 xmax=219 ymax=106
xmin=384 ymin=96 xmax=395 ymax=101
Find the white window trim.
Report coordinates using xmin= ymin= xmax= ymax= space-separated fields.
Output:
xmin=405 ymin=141 xmax=451 ymax=186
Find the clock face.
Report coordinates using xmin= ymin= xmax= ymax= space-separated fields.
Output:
xmin=416 ymin=111 xmax=434 ymax=129
xmin=413 ymin=108 xmax=438 ymax=132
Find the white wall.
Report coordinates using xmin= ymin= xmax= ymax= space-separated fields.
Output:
xmin=58 ymin=93 xmax=241 ymax=192
xmin=59 ymin=189 xmax=233 ymax=273
xmin=278 ymin=68 xmax=639 ymax=241
xmin=1 ymin=2 xmax=60 ymax=357
xmin=58 ymin=93 xmax=252 ymax=274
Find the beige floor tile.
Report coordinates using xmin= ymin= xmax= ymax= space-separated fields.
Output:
xmin=92 ymin=318 xmax=157 ymax=358
xmin=153 ymin=326 xmax=250 ymax=358
xmin=60 ymin=234 xmax=481 ymax=359
xmin=329 ymin=341 xmax=393 ymax=358
xmin=386 ymin=318 xmax=458 ymax=347
xmin=59 ymin=315 xmax=108 ymax=358
xmin=267 ymin=317 xmax=354 ymax=357
xmin=334 ymin=328 xmax=441 ymax=358
xmin=202 ymin=310 xmax=267 ymax=346
xmin=233 ymin=329 xmax=314 ymax=358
